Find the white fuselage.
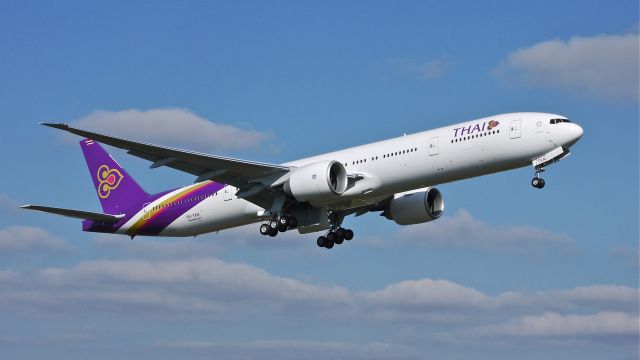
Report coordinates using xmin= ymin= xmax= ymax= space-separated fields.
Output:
xmin=124 ymin=112 xmax=581 ymax=236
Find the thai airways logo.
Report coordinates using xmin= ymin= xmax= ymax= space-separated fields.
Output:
xmin=97 ymin=165 xmax=124 ymax=198
xmin=453 ymin=120 xmax=500 ymax=137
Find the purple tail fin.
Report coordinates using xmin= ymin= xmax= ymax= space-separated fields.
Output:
xmin=80 ymin=139 xmax=149 ymax=214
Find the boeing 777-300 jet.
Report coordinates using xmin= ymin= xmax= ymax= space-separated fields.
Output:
xmin=23 ymin=112 xmax=583 ymax=249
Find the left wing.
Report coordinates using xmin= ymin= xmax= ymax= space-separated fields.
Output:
xmin=42 ymin=123 xmax=291 ymax=208
xmin=21 ymin=205 xmax=125 ymax=222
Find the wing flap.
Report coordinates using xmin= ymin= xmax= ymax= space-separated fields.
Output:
xmin=21 ymin=205 xmax=125 ymax=222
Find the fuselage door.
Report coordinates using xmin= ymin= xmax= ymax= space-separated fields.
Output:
xmin=143 ymin=202 xmax=151 ymax=221
xmin=509 ymin=120 xmax=521 ymax=139
xmin=223 ymin=187 xmax=233 ymax=201
xmin=428 ymin=136 xmax=439 ymax=156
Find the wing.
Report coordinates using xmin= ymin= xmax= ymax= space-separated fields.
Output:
xmin=42 ymin=123 xmax=291 ymax=208
xmin=21 ymin=205 xmax=125 ymax=222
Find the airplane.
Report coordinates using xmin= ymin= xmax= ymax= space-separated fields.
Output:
xmin=22 ymin=112 xmax=583 ymax=249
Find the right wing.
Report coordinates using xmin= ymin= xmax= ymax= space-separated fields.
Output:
xmin=21 ymin=205 xmax=125 ymax=222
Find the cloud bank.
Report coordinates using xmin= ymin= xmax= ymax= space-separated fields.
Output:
xmin=70 ymin=108 xmax=273 ymax=152
xmin=0 ymin=226 xmax=71 ymax=253
xmin=498 ymin=32 xmax=639 ymax=101
xmin=397 ymin=209 xmax=572 ymax=253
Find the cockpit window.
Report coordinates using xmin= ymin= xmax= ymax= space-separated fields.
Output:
xmin=550 ymin=118 xmax=571 ymax=124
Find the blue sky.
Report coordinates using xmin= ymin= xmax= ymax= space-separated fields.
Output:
xmin=0 ymin=1 xmax=638 ymax=359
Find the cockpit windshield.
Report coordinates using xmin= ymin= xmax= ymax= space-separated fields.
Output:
xmin=550 ymin=118 xmax=571 ymax=124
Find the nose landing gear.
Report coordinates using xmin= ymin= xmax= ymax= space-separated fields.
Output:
xmin=531 ymin=167 xmax=545 ymax=189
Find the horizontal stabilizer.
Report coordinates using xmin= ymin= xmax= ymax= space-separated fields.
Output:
xmin=21 ymin=205 xmax=125 ymax=222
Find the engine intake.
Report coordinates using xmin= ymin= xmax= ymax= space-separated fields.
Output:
xmin=385 ymin=187 xmax=444 ymax=225
xmin=284 ymin=161 xmax=348 ymax=202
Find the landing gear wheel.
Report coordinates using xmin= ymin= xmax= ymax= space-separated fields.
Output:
xmin=259 ymin=224 xmax=270 ymax=236
xmin=278 ymin=224 xmax=288 ymax=233
xmin=344 ymin=229 xmax=354 ymax=241
xmin=335 ymin=228 xmax=346 ymax=239
xmin=334 ymin=235 xmax=344 ymax=245
xmin=531 ymin=177 xmax=545 ymax=189
xmin=269 ymin=220 xmax=279 ymax=230
xmin=317 ymin=236 xmax=327 ymax=248
xmin=268 ymin=228 xmax=278 ymax=237
xmin=278 ymin=216 xmax=290 ymax=228
xmin=326 ymin=231 xmax=337 ymax=243
xmin=324 ymin=240 xmax=334 ymax=249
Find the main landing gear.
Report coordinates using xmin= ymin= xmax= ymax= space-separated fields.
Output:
xmin=531 ymin=167 xmax=546 ymax=189
xmin=258 ymin=211 xmax=355 ymax=250
xmin=259 ymin=215 xmax=298 ymax=237
xmin=316 ymin=227 xmax=354 ymax=249
xmin=316 ymin=211 xmax=354 ymax=249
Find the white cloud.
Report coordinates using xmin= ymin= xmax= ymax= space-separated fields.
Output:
xmin=0 ymin=226 xmax=71 ymax=253
xmin=69 ymin=108 xmax=273 ymax=152
xmin=556 ymin=285 xmax=639 ymax=309
xmin=497 ymin=32 xmax=639 ymax=101
xmin=480 ymin=311 xmax=639 ymax=337
xmin=609 ymin=244 xmax=640 ymax=269
xmin=0 ymin=258 xmax=351 ymax=316
xmin=397 ymin=209 xmax=572 ymax=253
xmin=358 ymin=279 xmax=493 ymax=310
xmin=155 ymin=340 xmax=418 ymax=360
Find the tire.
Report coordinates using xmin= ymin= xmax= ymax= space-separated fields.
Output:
xmin=279 ymin=217 xmax=289 ymax=227
xmin=278 ymin=224 xmax=288 ymax=232
xmin=317 ymin=236 xmax=327 ymax=247
xmin=325 ymin=240 xmax=334 ymax=249
xmin=334 ymin=236 xmax=344 ymax=245
xmin=269 ymin=220 xmax=279 ymax=230
xmin=538 ymin=178 xmax=546 ymax=189
xmin=532 ymin=178 xmax=540 ymax=188
xmin=268 ymin=228 xmax=278 ymax=237
xmin=344 ymin=229 xmax=354 ymax=241
xmin=326 ymin=232 xmax=337 ymax=243
xmin=259 ymin=224 xmax=270 ymax=235
xmin=335 ymin=228 xmax=346 ymax=239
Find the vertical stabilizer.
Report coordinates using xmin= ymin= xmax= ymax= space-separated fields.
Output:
xmin=80 ymin=139 xmax=149 ymax=214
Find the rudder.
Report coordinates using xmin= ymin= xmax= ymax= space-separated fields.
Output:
xmin=80 ymin=139 xmax=149 ymax=214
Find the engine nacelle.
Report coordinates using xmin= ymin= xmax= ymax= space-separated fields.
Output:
xmin=386 ymin=187 xmax=444 ymax=225
xmin=284 ymin=161 xmax=348 ymax=202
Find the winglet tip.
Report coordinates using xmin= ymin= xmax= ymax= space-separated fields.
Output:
xmin=40 ymin=122 xmax=69 ymax=129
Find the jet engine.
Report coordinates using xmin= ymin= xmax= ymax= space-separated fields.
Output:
xmin=384 ymin=187 xmax=444 ymax=225
xmin=284 ymin=161 xmax=348 ymax=203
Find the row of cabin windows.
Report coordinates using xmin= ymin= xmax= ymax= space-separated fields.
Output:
xmin=345 ymin=147 xmax=419 ymax=166
xmin=152 ymin=193 xmax=215 ymax=210
xmin=384 ymin=148 xmax=418 ymax=158
xmin=450 ymin=130 xmax=499 ymax=144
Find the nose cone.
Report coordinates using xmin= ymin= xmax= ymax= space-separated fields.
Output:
xmin=564 ymin=123 xmax=584 ymax=147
